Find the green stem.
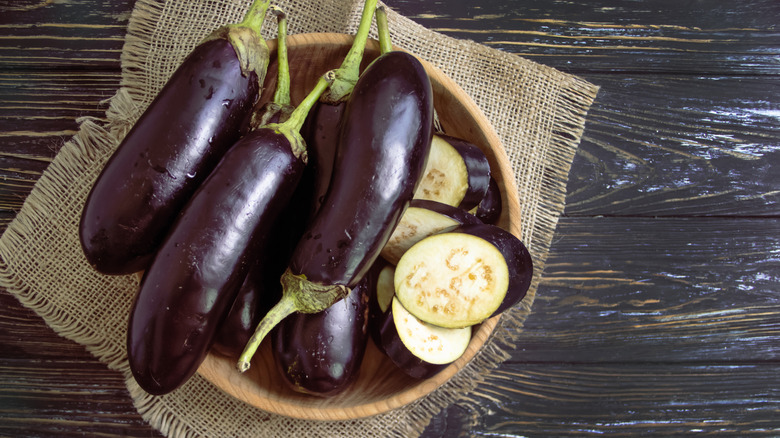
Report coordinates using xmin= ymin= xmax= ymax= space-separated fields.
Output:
xmin=240 ymin=0 xmax=272 ymax=32
xmin=323 ymin=0 xmax=378 ymax=103
xmin=276 ymin=71 xmax=335 ymax=136
xmin=376 ymin=5 xmax=392 ymax=54
xmin=237 ymin=268 xmax=349 ymax=373
xmin=271 ymin=7 xmax=290 ymax=106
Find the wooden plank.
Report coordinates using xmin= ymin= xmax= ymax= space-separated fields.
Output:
xmin=422 ymin=363 xmax=780 ymax=437
xmin=387 ymin=0 xmax=780 ymax=75
xmin=516 ymin=216 xmax=780 ymax=363
xmin=0 ymin=71 xmax=121 ymax=227
xmin=0 ymin=293 xmax=162 ymax=437
xmin=0 ymin=0 xmax=133 ymax=70
xmin=565 ymin=74 xmax=780 ymax=217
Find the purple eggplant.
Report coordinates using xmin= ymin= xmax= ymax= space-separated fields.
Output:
xmin=211 ymin=10 xmax=292 ymax=360
xmin=381 ymin=199 xmax=482 ymax=264
xmin=413 ymin=134 xmax=491 ymax=211
xmin=127 ymin=72 xmax=334 ymax=395
xmin=366 ymin=260 xmax=394 ymax=353
xmin=238 ymin=50 xmax=434 ymax=372
xmin=298 ymin=0 xmax=378 ymax=219
xmin=79 ymin=0 xmax=272 ymax=275
xmin=380 ymin=297 xmax=471 ymax=380
xmin=393 ymin=223 xmax=533 ymax=329
xmin=474 ymin=176 xmax=502 ymax=225
xmin=271 ymin=277 xmax=370 ymax=397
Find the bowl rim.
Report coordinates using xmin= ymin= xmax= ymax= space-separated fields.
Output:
xmin=197 ymin=32 xmax=522 ymax=421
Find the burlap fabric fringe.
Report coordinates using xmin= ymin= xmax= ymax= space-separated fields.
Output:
xmin=0 ymin=0 xmax=598 ymax=436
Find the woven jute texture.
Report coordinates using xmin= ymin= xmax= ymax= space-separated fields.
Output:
xmin=0 ymin=0 xmax=599 ymax=436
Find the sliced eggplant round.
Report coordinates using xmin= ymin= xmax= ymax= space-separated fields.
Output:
xmin=413 ymin=134 xmax=491 ymax=211
xmin=394 ymin=223 xmax=532 ymax=328
xmin=380 ymin=297 xmax=471 ymax=379
xmin=381 ymin=199 xmax=481 ymax=265
xmin=472 ymin=176 xmax=502 ymax=225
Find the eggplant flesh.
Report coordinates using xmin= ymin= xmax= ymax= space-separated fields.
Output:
xmin=381 ymin=199 xmax=481 ymax=265
xmin=380 ymin=297 xmax=471 ymax=379
xmin=127 ymin=128 xmax=304 ymax=395
xmin=289 ymin=51 xmax=434 ymax=288
xmin=272 ymin=278 xmax=370 ymax=397
xmin=80 ymin=38 xmax=261 ymax=275
xmin=413 ymin=134 xmax=491 ymax=211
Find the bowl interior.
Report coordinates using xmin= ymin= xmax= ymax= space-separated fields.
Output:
xmin=197 ymin=33 xmax=522 ymax=421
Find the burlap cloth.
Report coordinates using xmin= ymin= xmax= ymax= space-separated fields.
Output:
xmin=0 ymin=0 xmax=598 ymax=436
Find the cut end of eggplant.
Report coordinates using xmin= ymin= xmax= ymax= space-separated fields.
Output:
xmin=391 ymin=297 xmax=471 ymax=365
xmin=394 ymin=232 xmax=509 ymax=328
xmin=413 ymin=135 xmax=469 ymax=207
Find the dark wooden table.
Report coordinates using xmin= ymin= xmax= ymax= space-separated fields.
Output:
xmin=1 ymin=0 xmax=778 ymax=436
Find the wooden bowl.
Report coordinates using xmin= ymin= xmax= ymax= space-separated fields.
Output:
xmin=197 ymin=33 xmax=522 ymax=421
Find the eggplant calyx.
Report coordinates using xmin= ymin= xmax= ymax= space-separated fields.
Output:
xmin=266 ymin=71 xmax=336 ymax=161
xmin=321 ymin=0 xmax=377 ymax=104
xmin=237 ymin=268 xmax=349 ymax=373
xmin=204 ymin=0 xmax=272 ymax=86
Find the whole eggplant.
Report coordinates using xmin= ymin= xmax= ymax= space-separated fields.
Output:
xmin=238 ymin=50 xmax=434 ymax=372
xmin=127 ymin=73 xmax=333 ymax=395
xmin=298 ymin=0 xmax=378 ymax=218
xmin=211 ymin=9 xmax=293 ymax=360
xmin=79 ymin=0 xmax=272 ymax=275
xmin=271 ymin=278 xmax=370 ymax=396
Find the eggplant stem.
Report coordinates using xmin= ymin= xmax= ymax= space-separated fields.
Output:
xmin=241 ymin=0 xmax=272 ymax=32
xmin=323 ymin=0 xmax=378 ymax=103
xmin=376 ymin=6 xmax=392 ymax=54
xmin=264 ymin=71 xmax=334 ymax=160
xmin=271 ymin=7 xmax=291 ymax=106
xmin=237 ymin=268 xmax=349 ymax=372
xmin=237 ymin=293 xmax=295 ymax=373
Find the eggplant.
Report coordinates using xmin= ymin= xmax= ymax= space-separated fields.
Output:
xmin=80 ymin=0 xmax=273 ymax=275
xmin=271 ymin=276 xmax=370 ymax=397
xmin=393 ymin=223 xmax=533 ymax=329
xmin=298 ymin=0 xmax=378 ymax=218
xmin=127 ymin=72 xmax=334 ymax=395
xmin=380 ymin=297 xmax=471 ymax=380
xmin=381 ymin=199 xmax=482 ymax=265
xmin=238 ymin=50 xmax=434 ymax=372
xmin=473 ymin=176 xmax=502 ymax=225
xmin=211 ymin=10 xmax=292 ymax=360
xmin=367 ymin=260 xmax=395 ymax=353
xmin=211 ymin=258 xmax=282 ymax=359
xmin=413 ymin=134 xmax=491 ymax=211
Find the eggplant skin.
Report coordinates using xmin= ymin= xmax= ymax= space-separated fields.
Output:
xmin=452 ymin=223 xmax=534 ymax=316
xmin=299 ymin=101 xmax=346 ymax=220
xmin=475 ymin=177 xmax=502 ymax=225
xmin=290 ymin=51 xmax=434 ymax=288
xmin=210 ymin=252 xmax=284 ymax=360
xmin=80 ymin=38 xmax=260 ymax=275
xmin=272 ymin=278 xmax=370 ymax=397
xmin=127 ymin=129 xmax=304 ymax=396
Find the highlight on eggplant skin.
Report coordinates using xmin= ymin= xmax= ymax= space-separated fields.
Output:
xmin=127 ymin=129 xmax=306 ymax=396
xmin=288 ymin=50 xmax=434 ymax=288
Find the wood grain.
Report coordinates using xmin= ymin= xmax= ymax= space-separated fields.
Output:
xmin=0 ymin=0 xmax=778 ymax=436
